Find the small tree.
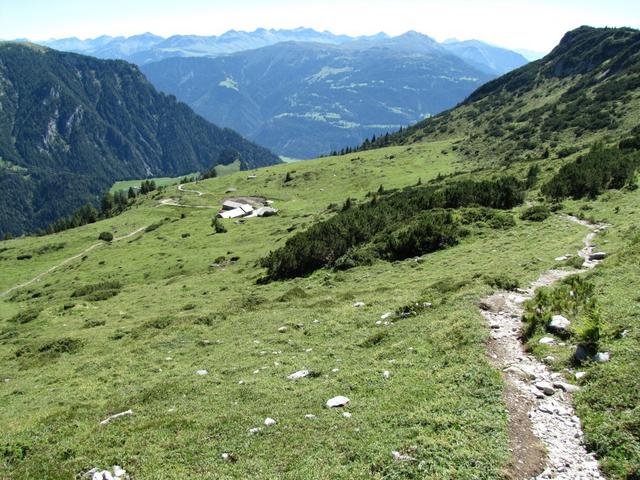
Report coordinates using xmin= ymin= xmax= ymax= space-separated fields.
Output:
xmin=128 ymin=186 xmax=137 ymax=199
xmin=212 ymin=217 xmax=227 ymax=234
xmin=98 ymin=231 xmax=114 ymax=242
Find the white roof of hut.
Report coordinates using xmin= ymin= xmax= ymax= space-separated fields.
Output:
xmin=218 ymin=208 xmax=246 ymax=219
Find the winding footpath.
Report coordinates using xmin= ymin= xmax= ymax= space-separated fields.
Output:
xmin=157 ymin=184 xmax=216 ymax=209
xmin=1 ymin=226 xmax=146 ymax=298
xmin=481 ymin=216 xmax=607 ymax=479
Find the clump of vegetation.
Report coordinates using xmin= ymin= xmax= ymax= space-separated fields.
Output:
xmin=522 ymin=276 xmax=596 ymax=341
xmin=71 ymin=281 xmax=122 ymax=301
xmin=486 ymin=274 xmax=520 ymax=291
xmin=542 ymin=143 xmax=639 ymax=200
xmin=145 ymin=222 xmax=163 ymax=233
xmin=34 ymin=243 xmax=66 ymax=255
xmin=261 ymin=176 xmax=525 ymax=280
xmin=359 ymin=331 xmax=389 ymax=348
xmin=83 ymin=319 xmax=106 ymax=329
xmin=277 ymin=287 xmax=309 ymax=302
xmin=37 ymin=337 xmax=84 ymax=355
xmin=212 ymin=217 xmax=227 ymax=234
xmin=520 ymin=205 xmax=551 ymax=222
xmin=98 ymin=231 xmax=113 ymax=242
xmin=16 ymin=254 xmax=32 ymax=260
xmin=9 ymin=308 xmax=41 ymax=324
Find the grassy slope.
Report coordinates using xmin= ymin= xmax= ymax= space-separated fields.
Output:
xmin=1 ymin=137 xmax=639 ymax=478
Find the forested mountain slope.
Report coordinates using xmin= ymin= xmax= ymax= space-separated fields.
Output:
xmin=0 ymin=43 xmax=280 ymax=237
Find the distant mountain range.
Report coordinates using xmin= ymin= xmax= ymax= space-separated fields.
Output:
xmin=0 ymin=43 xmax=280 ymax=237
xmin=36 ymin=28 xmax=529 ymax=75
xmin=139 ymin=31 xmax=527 ymax=158
xmin=34 ymin=28 xmax=529 ymax=159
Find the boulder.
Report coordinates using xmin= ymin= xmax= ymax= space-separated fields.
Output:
xmin=539 ymin=336 xmax=556 ymax=345
xmin=264 ymin=418 xmax=277 ymax=427
xmin=326 ymin=395 xmax=350 ymax=408
xmin=594 ymin=351 xmax=610 ymax=363
xmin=534 ymin=381 xmax=556 ymax=396
xmin=589 ymin=252 xmax=607 ymax=261
xmin=504 ymin=366 xmax=535 ymax=381
xmin=287 ymin=370 xmax=310 ymax=380
xmin=548 ymin=315 xmax=571 ymax=335
xmin=553 ymin=382 xmax=580 ymax=393
xmin=196 ymin=369 xmax=208 ymax=376
xmin=353 ymin=301 xmax=365 ymax=308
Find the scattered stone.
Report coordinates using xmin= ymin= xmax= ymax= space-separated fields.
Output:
xmin=196 ymin=369 xmax=208 ymax=376
xmin=574 ymin=343 xmax=594 ymax=362
xmin=392 ymin=450 xmax=416 ymax=462
xmin=589 ymin=252 xmax=607 ymax=261
xmin=278 ymin=326 xmax=288 ymax=333
xmin=326 ymin=395 xmax=350 ymax=408
xmin=264 ymin=417 xmax=277 ymax=427
xmin=594 ymin=351 xmax=610 ymax=363
xmin=249 ymin=427 xmax=262 ymax=434
xmin=305 ymin=348 xmax=313 ymax=353
xmin=287 ymin=370 xmax=309 ymax=380
xmin=380 ymin=312 xmax=393 ymax=320
xmin=504 ymin=366 xmax=534 ymax=381
xmin=554 ymin=382 xmax=580 ymax=393
xmin=331 ymin=368 xmax=339 ymax=373
xmin=375 ymin=320 xmax=382 ymax=325
xmin=253 ymin=369 xmax=260 ymax=374
xmin=548 ymin=315 xmax=571 ymax=334
xmin=539 ymin=404 xmax=554 ymax=414
xmin=113 ymin=466 xmax=125 ymax=478
xmin=383 ymin=370 xmax=391 ymax=379
xmin=575 ymin=371 xmax=587 ymax=380
xmin=221 ymin=452 xmax=236 ymax=463
xmin=621 ymin=329 xmax=630 ymax=337
xmin=100 ymin=409 xmax=133 ymax=425
xmin=304 ymin=414 xmax=316 ymax=419
xmin=353 ymin=301 xmax=365 ymax=308
xmin=530 ymin=386 xmax=545 ymax=399
xmin=543 ymin=356 xmax=556 ymax=364
xmin=539 ymin=336 xmax=556 ymax=345
xmin=238 ymin=380 xmax=245 ymax=385
xmin=535 ymin=381 xmax=556 ymax=396
xmin=342 ymin=412 xmax=352 ymax=418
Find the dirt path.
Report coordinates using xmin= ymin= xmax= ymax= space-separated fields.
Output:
xmin=482 ymin=216 xmax=606 ymax=479
xmin=0 ymin=226 xmax=146 ymax=298
xmin=177 ymin=183 xmax=204 ymax=196
xmin=157 ymin=183 xmax=215 ymax=209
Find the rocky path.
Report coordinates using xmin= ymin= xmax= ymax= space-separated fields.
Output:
xmin=1 ymin=226 xmax=146 ymax=298
xmin=481 ymin=216 xmax=606 ymax=479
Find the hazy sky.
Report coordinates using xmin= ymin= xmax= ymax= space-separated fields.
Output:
xmin=2 ymin=0 xmax=639 ymax=52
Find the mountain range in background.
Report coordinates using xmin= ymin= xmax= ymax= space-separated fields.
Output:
xmin=34 ymin=27 xmax=537 ymax=69
xmin=32 ymin=28 xmax=531 ymax=159
xmin=0 ymin=43 xmax=280 ymax=237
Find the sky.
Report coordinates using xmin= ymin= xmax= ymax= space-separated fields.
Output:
xmin=1 ymin=0 xmax=639 ymax=52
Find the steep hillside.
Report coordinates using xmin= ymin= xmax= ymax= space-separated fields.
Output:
xmin=374 ymin=26 xmax=640 ymax=164
xmin=0 ymin=43 xmax=280 ymax=237
xmin=141 ymin=36 xmax=496 ymax=158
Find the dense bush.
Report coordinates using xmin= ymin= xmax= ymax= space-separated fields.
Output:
xmin=542 ymin=144 xmax=639 ymax=200
xmin=261 ymin=176 xmax=525 ymax=280
xmin=71 ymin=281 xmax=122 ymax=301
xmin=520 ymin=205 xmax=551 ymax=222
xmin=98 ymin=231 xmax=113 ymax=242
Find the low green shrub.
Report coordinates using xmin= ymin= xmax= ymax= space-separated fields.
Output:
xmin=520 ymin=205 xmax=551 ymax=222
xmin=9 ymin=308 xmax=41 ymax=324
xmin=98 ymin=231 xmax=113 ymax=242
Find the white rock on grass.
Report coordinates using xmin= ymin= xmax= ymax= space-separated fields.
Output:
xmin=575 ymin=371 xmax=587 ymax=380
xmin=549 ymin=315 xmax=571 ymax=333
xmin=342 ymin=412 xmax=352 ymax=418
xmin=278 ymin=326 xmax=288 ymax=333
xmin=287 ymin=370 xmax=309 ymax=380
xmin=249 ymin=427 xmax=262 ymax=434
xmin=196 ymin=369 xmax=208 ymax=376
xmin=380 ymin=312 xmax=393 ymax=320
xmin=391 ymin=451 xmax=416 ymax=462
xmin=331 ymin=368 xmax=340 ymax=373
xmin=264 ymin=417 xmax=277 ymax=426
xmin=326 ymin=395 xmax=350 ymax=408
xmin=539 ymin=336 xmax=556 ymax=345
xmin=383 ymin=370 xmax=391 ymax=379
xmin=305 ymin=414 xmax=316 ymax=419
xmin=221 ymin=452 xmax=235 ymax=462
xmin=594 ymin=352 xmax=611 ymax=362
xmin=353 ymin=302 xmax=365 ymax=308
